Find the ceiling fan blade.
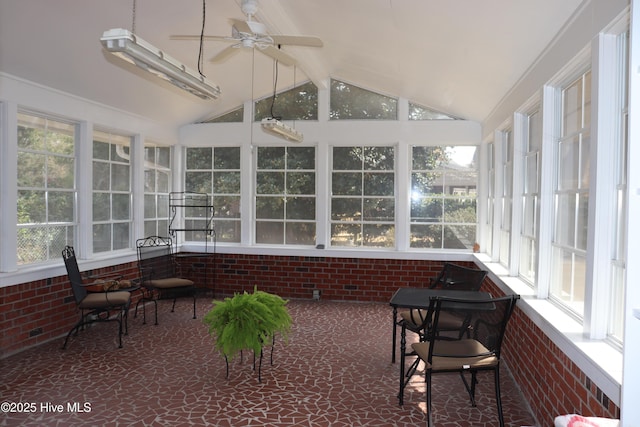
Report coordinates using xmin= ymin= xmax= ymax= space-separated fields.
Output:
xmin=171 ymin=35 xmax=236 ymax=43
xmin=210 ymin=45 xmax=240 ymax=63
xmin=259 ymin=45 xmax=297 ymax=66
xmin=271 ymin=35 xmax=323 ymax=47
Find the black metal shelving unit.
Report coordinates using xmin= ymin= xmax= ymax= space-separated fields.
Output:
xmin=168 ymin=191 xmax=215 ymax=294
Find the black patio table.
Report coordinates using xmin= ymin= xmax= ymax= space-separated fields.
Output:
xmin=389 ymin=287 xmax=493 ymax=363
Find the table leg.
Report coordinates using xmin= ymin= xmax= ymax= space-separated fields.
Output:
xmin=392 ymin=307 xmax=397 ymax=363
xmin=399 ymin=323 xmax=406 ymax=405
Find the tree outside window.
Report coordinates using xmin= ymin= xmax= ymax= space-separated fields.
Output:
xmin=410 ymin=146 xmax=477 ymax=249
xmin=17 ymin=113 xmax=76 ymax=264
xmin=331 ymin=146 xmax=395 ymax=247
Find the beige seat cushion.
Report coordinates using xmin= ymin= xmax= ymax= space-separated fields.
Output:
xmin=145 ymin=277 xmax=194 ymax=289
xmin=400 ymin=309 xmax=466 ymax=330
xmin=412 ymin=339 xmax=498 ymax=371
xmin=79 ymin=291 xmax=131 ymax=309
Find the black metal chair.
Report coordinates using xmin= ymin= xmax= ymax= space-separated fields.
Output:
xmin=135 ymin=236 xmax=196 ymax=324
xmin=411 ymin=295 xmax=519 ymax=427
xmin=61 ymin=246 xmax=131 ymax=349
xmin=398 ymin=263 xmax=489 ymax=402
xmin=429 ymin=262 xmax=488 ymax=290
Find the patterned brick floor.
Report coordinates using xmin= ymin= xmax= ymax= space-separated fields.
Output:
xmin=1 ymin=297 xmax=537 ymax=426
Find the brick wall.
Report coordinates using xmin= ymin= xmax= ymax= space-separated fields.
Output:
xmin=482 ymin=279 xmax=620 ymax=424
xmin=0 ymin=261 xmax=139 ymax=358
xmin=0 ymin=253 xmax=621 ymax=425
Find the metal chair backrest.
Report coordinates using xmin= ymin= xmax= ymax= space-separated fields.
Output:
xmin=430 ymin=262 xmax=488 ymax=291
xmin=62 ymin=246 xmax=87 ymax=305
xmin=429 ymin=294 xmax=519 ymax=361
xmin=136 ymin=236 xmax=177 ymax=281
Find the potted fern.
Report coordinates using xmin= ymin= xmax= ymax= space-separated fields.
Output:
xmin=203 ymin=287 xmax=292 ymax=381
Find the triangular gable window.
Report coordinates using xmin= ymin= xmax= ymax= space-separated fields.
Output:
xmin=255 ymin=81 xmax=318 ymax=121
xmin=199 ymin=107 xmax=244 ymax=123
xmin=409 ymin=102 xmax=460 ymax=120
xmin=330 ymin=79 xmax=397 ymax=120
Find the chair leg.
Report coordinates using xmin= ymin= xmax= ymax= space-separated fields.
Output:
xmin=62 ymin=317 xmax=84 ymax=350
xmin=459 ymin=370 xmax=478 ymax=407
xmin=494 ymin=367 xmax=505 ymax=427
xmin=192 ymin=289 xmax=197 ymax=319
xmin=398 ymin=325 xmax=407 ymax=405
xmin=426 ymin=370 xmax=433 ymax=427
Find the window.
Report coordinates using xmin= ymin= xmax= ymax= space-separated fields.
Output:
xmin=499 ymin=129 xmax=513 ymax=266
xmin=410 ymin=146 xmax=477 ymax=249
xmin=520 ymin=109 xmax=542 ymax=283
xmin=485 ymin=141 xmax=495 ymax=256
xmin=185 ymin=147 xmax=242 ymax=243
xmin=408 ymin=102 xmax=459 ymax=120
xmin=143 ymin=145 xmax=171 ymax=237
xmin=255 ymin=146 xmax=316 ymax=245
xmin=331 ymin=145 xmax=395 ymax=247
xmin=199 ymin=107 xmax=244 ymax=123
xmin=17 ymin=113 xmax=75 ymax=264
xmin=92 ymin=130 xmax=132 ymax=253
xmin=255 ymin=81 xmax=318 ymax=121
xmin=608 ymin=32 xmax=629 ymax=343
xmin=550 ymin=70 xmax=591 ymax=316
xmin=330 ymin=80 xmax=398 ymax=120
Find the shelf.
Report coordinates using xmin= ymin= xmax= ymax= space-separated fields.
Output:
xmin=168 ymin=191 xmax=215 ymax=293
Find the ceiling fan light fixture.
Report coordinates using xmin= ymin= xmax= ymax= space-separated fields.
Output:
xmin=101 ymin=28 xmax=221 ymax=100
xmin=261 ymin=118 xmax=303 ymax=143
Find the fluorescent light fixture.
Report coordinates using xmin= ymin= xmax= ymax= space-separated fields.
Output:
xmin=100 ymin=28 xmax=221 ymax=100
xmin=261 ymin=118 xmax=304 ymax=143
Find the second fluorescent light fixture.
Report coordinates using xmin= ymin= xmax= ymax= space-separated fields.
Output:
xmin=261 ymin=118 xmax=304 ymax=143
xmin=100 ymin=28 xmax=221 ymax=100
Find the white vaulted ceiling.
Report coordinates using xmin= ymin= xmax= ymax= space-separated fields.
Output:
xmin=0 ymin=0 xmax=584 ymax=130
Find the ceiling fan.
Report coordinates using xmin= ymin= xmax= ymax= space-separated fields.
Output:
xmin=171 ymin=0 xmax=323 ymax=66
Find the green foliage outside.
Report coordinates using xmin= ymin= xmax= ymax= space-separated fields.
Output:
xmin=203 ymin=287 xmax=292 ymax=360
xmin=17 ymin=123 xmax=75 ymax=264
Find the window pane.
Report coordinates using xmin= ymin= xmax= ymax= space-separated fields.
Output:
xmin=331 ymin=198 xmax=362 ymax=220
xmin=331 ymin=223 xmax=361 ymax=247
xmin=255 ymin=81 xmax=318 ymax=121
xmin=410 ymin=146 xmax=477 ymax=249
xmin=185 ymin=146 xmax=241 ymax=243
xmin=285 ymin=222 xmax=316 ymax=245
xmin=331 ymin=145 xmax=395 ymax=248
xmin=257 ymin=172 xmax=285 ymax=194
xmin=187 ymin=147 xmax=212 ymax=169
xmin=185 ymin=171 xmax=212 ymax=193
xmin=330 ymin=79 xmax=397 ymax=120
xmin=286 ymin=197 xmax=315 ymax=220
xmin=93 ymin=133 xmax=131 ymax=252
xmin=17 ymin=113 xmax=76 ymax=264
xmin=332 ymin=172 xmax=362 ymax=195
xmin=363 ymin=172 xmax=394 ymax=196
xmin=214 ymin=147 xmax=241 ymax=169
xmin=287 ymin=172 xmax=315 ymax=195
xmin=256 ymin=196 xmax=284 ymax=219
xmin=256 ymin=222 xmax=284 ymax=244
xmin=213 ymin=171 xmax=240 ymax=194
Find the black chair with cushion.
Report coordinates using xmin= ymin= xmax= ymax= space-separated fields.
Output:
xmin=61 ymin=246 xmax=131 ymax=349
xmin=429 ymin=262 xmax=488 ymax=290
xmin=405 ymin=263 xmax=488 ymax=336
xmin=398 ymin=263 xmax=489 ymax=402
xmin=411 ymin=294 xmax=519 ymax=427
xmin=135 ymin=236 xmax=196 ymax=324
